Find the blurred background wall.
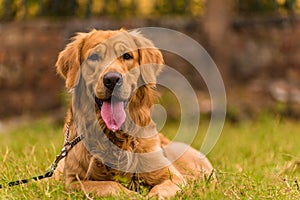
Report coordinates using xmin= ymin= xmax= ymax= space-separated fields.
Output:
xmin=0 ymin=0 xmax=300 ymax=121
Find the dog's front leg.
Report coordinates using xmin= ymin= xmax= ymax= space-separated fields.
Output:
xmin=68 ymin=180 xmax=132 ymax=197
xmin=148 ymin=179 xmax=181 ymax=199
xmin=147 ymin=165 xmax=186 ymax=199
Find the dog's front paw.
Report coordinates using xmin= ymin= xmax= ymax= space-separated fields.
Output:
xmin=148 ymin=180 xmax=180 ymax=199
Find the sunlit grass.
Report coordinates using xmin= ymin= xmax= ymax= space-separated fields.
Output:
xmin=0 ymin=115 xmax=299 ymax=199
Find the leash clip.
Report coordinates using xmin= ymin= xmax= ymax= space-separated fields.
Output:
xmin=60 ymin=146 xmax=68 ymax=157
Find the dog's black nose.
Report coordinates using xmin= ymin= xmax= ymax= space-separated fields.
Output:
xmin=103 ymin=72 xmax=123 ymax=91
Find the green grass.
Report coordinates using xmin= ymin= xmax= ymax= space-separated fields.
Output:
xmin=0 ymin=115 xmax=299 ymax=199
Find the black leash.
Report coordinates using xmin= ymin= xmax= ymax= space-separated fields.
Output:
xmin=0 ymin=122 xmax=83 ymax=189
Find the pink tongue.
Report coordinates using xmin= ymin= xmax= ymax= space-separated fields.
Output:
xmin=101 ymin=100 xmax=126 ymax=131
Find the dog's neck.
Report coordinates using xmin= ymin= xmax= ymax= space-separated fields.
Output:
xmin=69 ymin=105 xmax=158 ymax=150
xmin=98 ymin=109 xmax=158 ymax=150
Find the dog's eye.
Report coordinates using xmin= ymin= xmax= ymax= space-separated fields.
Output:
xmin=88 ymin=53 xmax=100 ymax=61
xmin=122 ymin=53 xmax=133 ymax=60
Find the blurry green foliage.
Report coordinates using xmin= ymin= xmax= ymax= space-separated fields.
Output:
xmin=0 ymin=0 xmax=300 ymax=21
xmin=237 ymin=0 xmax=298 ymax=15
xmin=39 ymin=0 xmax=78 ymax=17
xmin=0 ymin=0 xmax=206 ymax=21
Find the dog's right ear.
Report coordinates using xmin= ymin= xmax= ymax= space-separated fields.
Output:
xmin=56 ymin=33 xmax=86 ymax=89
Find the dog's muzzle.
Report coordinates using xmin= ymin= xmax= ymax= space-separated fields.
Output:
xmin=95 ymin=72 xmax=128 ymax=132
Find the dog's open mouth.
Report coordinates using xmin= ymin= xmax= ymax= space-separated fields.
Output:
xmin=95 ymin=97 xmax=127 ymax=132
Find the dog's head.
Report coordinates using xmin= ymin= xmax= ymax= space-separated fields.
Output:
xmin=56 ymin=29 xmax=163 ymax=132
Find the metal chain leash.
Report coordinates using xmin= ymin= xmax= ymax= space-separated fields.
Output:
xmin=0 ymin=122 xmax=83 ymax=189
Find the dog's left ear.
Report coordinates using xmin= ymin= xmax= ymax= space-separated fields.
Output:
xmin=56 ymin=33 xmax=86 ymax=89
xmin=131 ymin=32 xmax=164 ymax=84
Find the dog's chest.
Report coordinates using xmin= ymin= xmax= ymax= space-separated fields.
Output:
xmin=87 ymin=158 xmax=122 ymax=180
xmin=88 ymin=158 xmax=141 ymax=187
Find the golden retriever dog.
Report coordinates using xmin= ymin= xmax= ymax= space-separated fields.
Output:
xmin=54 ymin=29 xmax=214 ymax=198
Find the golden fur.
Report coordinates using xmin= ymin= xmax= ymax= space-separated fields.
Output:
xmin=54 ymin=29 xmax=214 ymax=198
